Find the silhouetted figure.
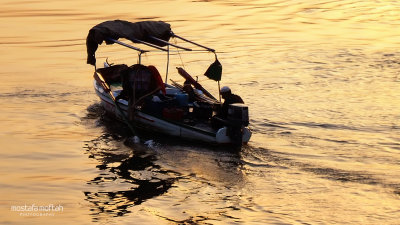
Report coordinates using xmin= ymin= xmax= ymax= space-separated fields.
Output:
xmin=219 ymin=86 xmax=244 ymax=118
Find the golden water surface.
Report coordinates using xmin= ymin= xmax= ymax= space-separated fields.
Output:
xmin=0 ymin=0 xmax=399 ymax=224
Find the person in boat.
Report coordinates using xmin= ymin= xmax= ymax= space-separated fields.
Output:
xmin=116 ymin=64 xmax=163 ymax=120
xmin=116 ymin=65 xmax=150 ymax=101
xmin=182 ymin=79 xmax=196 ymax=102
xmin=219 ymin=86 xmax=244 ymax=118
xmin=211 ymin=86 xmax=244 ymax=129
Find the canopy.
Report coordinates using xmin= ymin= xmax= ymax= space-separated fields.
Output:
xmin=86 ymin=20 xmax=172 ymax=65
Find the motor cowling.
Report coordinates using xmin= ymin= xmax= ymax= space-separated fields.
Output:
xmin=226 ymin=103 xmax=249 ymax=146
xmin=227 ymin=103 xmax=249 ymax=127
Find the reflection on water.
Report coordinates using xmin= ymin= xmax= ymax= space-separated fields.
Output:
xmin=82 ymin=104 xmax=176 ymax=220
xmin=82 ymin=104 xmax=246 ymax=223
xmin=83 ymin=133 xmax=178 ymax=220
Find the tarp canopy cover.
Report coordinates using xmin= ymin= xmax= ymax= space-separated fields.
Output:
xmin=87 ymin=20 xmax=172 ymax=65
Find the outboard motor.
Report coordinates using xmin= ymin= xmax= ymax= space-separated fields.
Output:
xmin=227 ymin=103 xmax=249 ymax=145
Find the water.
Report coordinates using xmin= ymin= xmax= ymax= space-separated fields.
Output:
xmin=1 ymin=0 xmax=399 ymax=224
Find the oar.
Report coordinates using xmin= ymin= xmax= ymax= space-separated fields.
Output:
xmin=93 ymin=72 xmax=137 ymax=136
xmin=176 ymin=67 xmax=218 ymax=101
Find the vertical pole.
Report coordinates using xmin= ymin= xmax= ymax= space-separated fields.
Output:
xmin=138 ymin=52 xmax=142 ymax=64
xmin=94 ymin=53 xmax=97 ymax=71
xmin=218 ymin=80 xmax=221 ymax=102
xmin=165 ymin=45 xmax=170 ymax=84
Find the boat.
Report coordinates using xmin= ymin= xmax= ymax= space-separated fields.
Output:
xmin=86 ymin=20 xmax=251 ymax=146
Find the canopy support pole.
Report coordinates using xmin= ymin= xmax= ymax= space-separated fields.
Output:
xmin=171 ymin=33 xmax=215 ymax=52
xmin=149 ymin=36 xmax=193 ymax=51
xmin=138 ymin=52 xmax=143 ymax=64
xmin=106 ymin=38 xmax=148 ymax=53
xmin=131 ymin=38 xmax=168 ymax=52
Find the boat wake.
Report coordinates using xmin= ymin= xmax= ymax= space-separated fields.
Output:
xmin=242 ymin=146 xmax=400 ymax=196
xmin=81 ymin=103 xmax=400 ymax=224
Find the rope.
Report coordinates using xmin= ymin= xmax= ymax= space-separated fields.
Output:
xmin=165 ymin=45 xmax=170 ymax=84
xmin=174 ymin=38 xmax=186 ymax=70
